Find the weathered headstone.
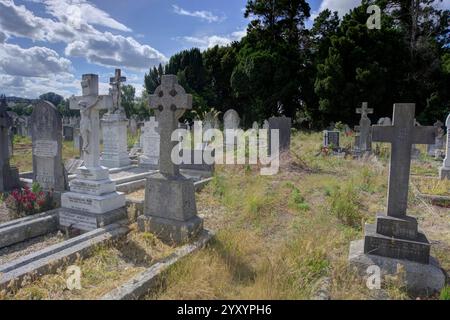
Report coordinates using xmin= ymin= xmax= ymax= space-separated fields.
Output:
xmin=31 ymin=100 xmax=68 ymax=194
xmin=100 ymin=69 xmax=131 ymax=169
xmin=377 ymin=117 xmax=392 ymax=126
xmin=60 ymin=74 xmax=126 ymax=231
xmin=349 ymin=104 xmax=444 ymax=295
xmin=129 ymin=117 xmax=138 ymax=136
xmin=323 ymin=130 xmax=340 ymax=148
xmin=0 ymin=97 xmax=20 ymax=192
xmin=269 ymin=116 xmax=292 ymax=154
xmin=440 ymin=114 xmax=450 ymax=180
xmin=139 ymin=117 xmax=160 ymax=169
xmin=137 ymin=75 xmax=202 ymax=244
xmin=224 ymin=109 xmax=240 ymax=148
xmin=63 ymin=125 xmax=74 ymax=141
xmin=427 ymin=120 xmax=444 ymax=156
xmin=354 ymin=102 xmax=373 ymax=154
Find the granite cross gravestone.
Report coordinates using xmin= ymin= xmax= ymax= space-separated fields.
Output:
xmin=0 ymin=97 xmax=20 ymax=192
xmin=354 ymin=102 xmax=373 ymax=154
xmin=364 ymin=104 xmax=436 ymax=263
xmin=100 ymin=69 xmax=131 ymax=168
xmin=138 ymin=75 xmax=202 ymax=244
xmin=349 ymin=103 xmax=445 ymax=295
xmin=60 ymin=74 xmax=126 ymax=231
xmin=139 ymin=117 xmax=160 ymax=169
xmin=440 ymin=114 xmax=450 ymax=180
xmin=31 ymin=100 xmax=68 ymax=194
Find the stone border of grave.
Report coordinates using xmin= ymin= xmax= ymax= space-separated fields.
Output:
xmin=415 ymin=192 xmax=450 ymax=207
xmin=0 ymin=222 xmax=128 ymax=293
xmin=0 ymin=177 xmax=212 ymax=249
xmin=102 ymin=229 xmax=213 ymax=300
xmin=0 ymin=210 xmax=59 ymax=249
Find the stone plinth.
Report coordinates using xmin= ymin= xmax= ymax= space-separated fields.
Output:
xmin=363 ymin=216 xmax=430 ymax=264
xmin=349 ymin=240 xmax=445 ymax=296
xmin=100 ymin=113 xmax=131 ymax=168
xmin=138 ymin=173 xmax=202 ymax=244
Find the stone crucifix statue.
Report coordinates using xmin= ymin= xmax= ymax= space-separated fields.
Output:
xmin=109 ymin=69 xmax=127 ymax=115
xmin=69 ymin=74 xmax=112 ymax=168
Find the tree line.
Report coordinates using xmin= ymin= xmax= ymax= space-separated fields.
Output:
xmin=4 ymin=0 xmax=449 ymax=130
xmin=145 ymin=0 xmax=449 ymax=129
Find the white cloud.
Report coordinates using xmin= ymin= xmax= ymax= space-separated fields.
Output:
xmin=0 ymin=43 xmax=73 ymax=77
xmin=0 ymin=73 xmax=79 ymax=98
xmin=172 ymin=4 xmax=224 ymax=23
xmin=65 ymin=33 xmax=167 ymax=70
xmin=43 ymin=0 xmax=132 ymax=32
xmin=311 ymin=0 xmax=361 ymax=21
xmin=0 ymin=0 xmax=167 ymax=70
xmin=181 ymin=29 xmax=247 ymax=50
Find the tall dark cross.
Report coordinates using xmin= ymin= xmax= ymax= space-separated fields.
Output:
xmin=372 ymin=104 xmax=436 ymax=217
xmin=0 ymin=97 xmax=13 ymax=166
xmin=109 ymin=69 xmax=127 ymax=112
xmin=149 ymin=75 xmax=192 ymax=177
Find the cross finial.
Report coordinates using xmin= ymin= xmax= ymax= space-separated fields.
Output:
xmin=356 ymin=102 xmax=374 ymax=118
xmin=148 ymin=75 xmax=192 ymax=176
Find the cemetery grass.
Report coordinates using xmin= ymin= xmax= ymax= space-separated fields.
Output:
xmin=0 ymin=224 xmax=175 ymax=300
xmin=145 ymin=132 xmax=449 ymax=300
xmin=2 ymin=133 xmax=448 ymax=300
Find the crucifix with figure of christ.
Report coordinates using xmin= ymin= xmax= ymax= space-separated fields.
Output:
xmin=149 ymin=75 xmax=192 ymax=177
xmin=109 ymin=69 xmax=126 ymax=114
xmin=69 ymin=74 xmax=112 ymax=169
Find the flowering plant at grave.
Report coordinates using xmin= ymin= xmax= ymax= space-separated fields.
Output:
xmin=3 ymin=183 xmax=54 ymax=218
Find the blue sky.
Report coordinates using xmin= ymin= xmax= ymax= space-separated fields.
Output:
xmin=1 ymin=0 xmax=447 ymax=99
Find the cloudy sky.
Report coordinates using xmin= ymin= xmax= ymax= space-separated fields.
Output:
xmin=0 ymin=0 xmax=444 ymax=99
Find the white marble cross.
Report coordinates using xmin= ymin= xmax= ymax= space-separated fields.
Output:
xmin=149 ymin=75 xmax=192 ymax=176
xmin=69 ymin=74 xmax=112 ymax=168
xmin=372 ymin=104 xmax=436 ymax=217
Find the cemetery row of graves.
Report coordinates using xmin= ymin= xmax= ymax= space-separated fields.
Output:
xmin=0 ymin=70 xmax=449 ymax=300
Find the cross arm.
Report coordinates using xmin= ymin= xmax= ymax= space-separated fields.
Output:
xmin=412 ymin=126 xmax=436 ymax=145
xmin=371 ymin=125 xmax=395 ymax=143
xmin=69 ymin=94 xmax=112 ymax=111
